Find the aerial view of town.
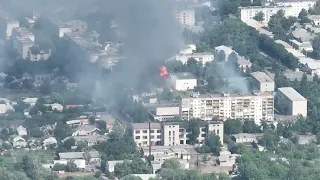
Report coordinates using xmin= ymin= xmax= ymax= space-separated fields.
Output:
xmin=1 ymin=0 xmax=320 ymax=179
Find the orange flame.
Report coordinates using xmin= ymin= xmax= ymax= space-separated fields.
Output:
xmin=160 ymin=66 xmax=168 ymax=78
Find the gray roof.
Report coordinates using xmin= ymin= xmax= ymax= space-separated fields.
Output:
xmin=251 ymin=72 xmax=274 ymax=83
xmin=89 ymin=151 xmax=100 ymax=158
xmin=292 ymin=28 xmax=314 ymax=42
xmin=132 ymin=123 xmax=161 ymax=130
xmin=278 ymin=87 xmax=307 ymax=101
xmin=171 ymin=72 xmax=196 ymax=79
xmin=76 ymin=125 xmax=100 ymax=131
xmin=59 ymin=152 xmax=84 ymax=159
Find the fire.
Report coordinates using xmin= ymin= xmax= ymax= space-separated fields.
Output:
xmin=159 ymin=66 xmax=168 ymax=78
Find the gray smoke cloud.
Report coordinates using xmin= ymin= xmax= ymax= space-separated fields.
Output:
xmin=100 ymin=0 xmax=182 ymax=89
xmin=1 ymin=0 xmax=182 ymax=103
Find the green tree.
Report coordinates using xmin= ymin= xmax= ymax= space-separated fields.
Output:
xmin=254 ymin=11 xmax=264 ymax=22
xmin=258 ymin=129 xmax=280 ymax=150
xmin=224 ymin=119 xmax=243 ymax=135
xmin=188 ymin=118 xmax=201 ymax=144
xmin=159 ymin=88 xmax=174 ymax=101
xmin=198 ymin=133 xmax=222 ymax=155
xmin=39 ymin=80 xmax=52 ymax=94
xmin=242 ymin=120 xmax=261 ymax=133
xmin=161 ymin=159 xmax=181 ymax=169
xmin=63 ymin=137 xmax=76 ymax=150
xmin=65 ymin=162 xmax=78 ymax=172
xmin=312 ymin=35 xmax=320 ymax=58
xmin=298 ymin=9 xmax=310 ymax=23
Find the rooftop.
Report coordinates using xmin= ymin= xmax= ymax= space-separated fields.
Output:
xmin=179 ymin=91 xmax=273 ymax=99
xmin=286 ymin=48 xmax=305 ymax=58
xmin=238 ymin=5 xmax=292 ymax=9
xmin=251 ymin=72 xmax=274 ymax=83
xmin=215 ymin=45 xmax=233 ymax=55
xmin=300 ymin=58 xmax=320 ymax=69
xmin=171 ymin=72 xmax=196 ymax=80
xmin=292 ymin=28 xmax=314 ymax=42
xmin=59 ymin=152 xmax=84 ymax=159
xmin=275 ymin=40 xmax=293 ymax=49
xmin=132 ymin=123 xmax=161 ymax=130
xmin=278 ymin=87 xmax=307 ymax=101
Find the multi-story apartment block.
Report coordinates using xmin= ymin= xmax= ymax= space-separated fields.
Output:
xmin=277 ymin=87 xmax=307 ymax=117
xmin=180 ymin=92 xmax=274 ymax=125
xmin=239 ymin=5 xmax=294 ymax=23
xmin=132 ymin=120 xmax=224 ymax=147
xmin=176 ymin=9 xmax=195 ymax=26
xmin=250 ymin=72 xmax=275 ymax=92
xmin=276 ymin=0 xmax=316 ymax=17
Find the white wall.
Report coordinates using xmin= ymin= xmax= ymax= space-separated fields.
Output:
xmin=175 ymin=79 xmax=197 ymax=91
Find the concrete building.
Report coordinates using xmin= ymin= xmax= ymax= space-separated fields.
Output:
xmin=277 ymin=87 xmax=307 ymax=117
xmin=237 ymin=56 xmax=252 ymax=73
xmin=239 ymin=5 xmax=294 ymax=23
xmin=0 ymin=17 xmax=19 ymax=38
xmin=300 ymin=58 xmax=320 ymax=75
xmin=277 ymin=0 xmax=316 ymax=17
xmin=148 ymin=102 xmax=180 ymax=121
xmin=308 ymin=15 xmax=320 ymax=26
xmin=170 ymin=72 xmax=197 ymax=91
xmin=232 ymin=133 xmax=262 ymax=143
xmin=176 ymin=9 xmax=195 ymax=26
xmin=173 ymin=52 xmax=214 ymax=65
xmin=132 ymin=120 xmax=224 ymax=147
xmin=180 ymin=92 xmax=274 ymax=124
xmin=250 ymin=72 xmax=275 ymax=92
xmin=214 ymin=45 xmax=234 ymax=61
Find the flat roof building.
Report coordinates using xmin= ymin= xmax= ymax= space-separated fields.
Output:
xmin=250 ymin=72 xmax=275 ymax=92
xmin=132 ymin=120 xmax=224 ymax=147
xmin=170 ymin=72 xmax=197 ymax=91
xmin=277 ymin=87 xmax=307 ymax=117
xmin=180 ymin=92 xmax=274 ymax=124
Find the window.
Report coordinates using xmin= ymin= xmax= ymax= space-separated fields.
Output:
xmin=143 ymin=130 xmax=148 ymax=133
xmin=179 ymin=129 xmax=184 ymax=132
xmin=157 ymin=135 xmax=161 ymax=139
xmin=169 ymin=131 xmax=171 ymax=136
xmin=135 ymin=130 xmax=140 ymax=134
xmin=157 ymin=130 xmax=161 ymax=133
xmin=217 ymin=130 xmax=220 ymax=134
xmin=201 ymin=134 xmax=206 ymax=137
xmin=151 ymin=136 xmax=154 ymax=139
xmin=151 ymin=130 xmax=154 ymax=133
xmin=135 ymin=136 xmax=140 ymax=139
xmin=143 ymin=136 xmax=148 ymax=139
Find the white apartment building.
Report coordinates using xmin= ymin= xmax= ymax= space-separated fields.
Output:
xmin=176 ymin=9 xmax=195 ymax=26
xmin=277 ymin=0 xmax=316 ymax=17
xmin=0 ymin=17 xmax=19 ymax=38
xmin=170 ymin=72 xmax=197 ymax=91
xmin=239 ymin=5 xmax=294 ymax=23
xmin=132 ymin=120 xmax=224 ymax=147
xmin=277 ymin=87 xmax=307 ymax=117
xmin=172 ymin=52 xmax=214 ymax=65
xmin=308 ymin=15 xmax=320 ymax=26
xmin=250 ymin=72 xmax=275 ymax=92
xmin=180 ymin=92 xmax=274 ymax=125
